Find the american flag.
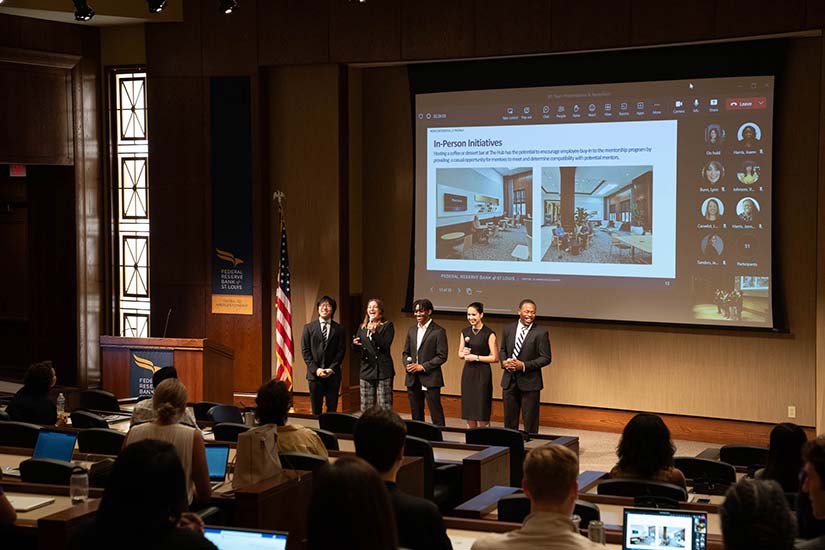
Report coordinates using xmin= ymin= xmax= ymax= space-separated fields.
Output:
xmin=274 ymin=213 xmax=293 ymax=390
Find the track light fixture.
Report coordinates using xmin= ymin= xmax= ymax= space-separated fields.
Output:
xmin=147 ymin=0 xmax=167 ymax=13
xmin=219 ymin=0 xmax=238 ymax=14
xmin=73 ymin=0 xmax=94 ymax=21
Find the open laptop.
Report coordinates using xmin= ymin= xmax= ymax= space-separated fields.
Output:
xmin=205 ymin=444 xmax=230 ymax=489
xmin=203 ymin=526 xmax=287 ymax=550
xmin=3 ymin=430 xmax=78 ymax=478
xmin=623 ymin=508 xmax=707 ymax=550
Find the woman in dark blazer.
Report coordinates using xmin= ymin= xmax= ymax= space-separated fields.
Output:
xmin=353 ymin=298 xmax=395 ymax=411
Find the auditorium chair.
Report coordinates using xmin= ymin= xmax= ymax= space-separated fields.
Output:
xmin=78 ymin=428 xmax=126 ymax=455
xmin=207 ymin=404 xmax=243 ymax=424
xmin=497 ymin=494 xmax=600 ymax=526
xmin=404 ymin=419 xmax=444 ymax=442
xmin=279 ymin=452 xmax=328 ymax=472
xmin=71 ymin=410 xmax=109 ymax=429
xmin=0 ymin=420 xmax=40 ymax=448
xmin=79 ymin=389 xmax=121 ymax=413
xmin=404 ymin=435 xmax=462 ymax=513
xmin=674 ymin=456 xmax=736 ymax=486
xmin=318 ymin=412 xmax=358 ymax=435
xmin=19 ymin=458 xmax=77 ymax=485
xmin=212 ymin=422 xmax=249 ymax=442
xmin=194 ymin=401 xmax=221 ymax=422
xmin=0 ymin=411 xmax=10 ymax=421
xmin=719 ymin=445 xmax=769 ymax=469
xmin=466 ymin=427 xmax=525 ymax=487
xmin=309 ymin=427 xmax=339 ymax=451
xmin=597 ymin=479 xmax=688 ymax=503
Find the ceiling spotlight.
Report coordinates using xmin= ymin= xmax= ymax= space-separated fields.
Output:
xmin=147 ymin=0 xmax=167 ymax=13
xmin=73 ymin=0 xmax=95 ymax=21
xmin=219 ymin=0 xmax=238 ymax=14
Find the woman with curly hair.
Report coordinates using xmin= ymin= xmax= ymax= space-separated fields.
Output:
xmin=609 ymin=412 xmax=686 ymax=488
xmin=6 ymin=361 xmax=66 ymax=427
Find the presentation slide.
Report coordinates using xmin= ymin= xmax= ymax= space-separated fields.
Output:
xmin=413 ymin=76 xmax=774 ymax=328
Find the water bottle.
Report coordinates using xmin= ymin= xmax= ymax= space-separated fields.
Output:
xmin=587 ymin=520 xmax=605 ymax=544
xmin=571 ymin=514 xmax=582 ymax=533
xmin=56 ymin=393 xmax=66 ymax=415
xmin=70 ymin=469 xmax=89 ymax=504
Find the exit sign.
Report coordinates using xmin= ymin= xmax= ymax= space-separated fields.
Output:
xmin=9 ymin=164 xmax=26 ymax=177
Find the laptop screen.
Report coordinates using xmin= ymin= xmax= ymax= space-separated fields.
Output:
xmin=205 ymin=445 xmax=230 ymax=482
xmin=32 ymin=430 xmax=77 ymax=462
xmin=204 ymin=527 xmax=287 ymax=550
xmin=623 ymin=508 xmax=707 ymax=550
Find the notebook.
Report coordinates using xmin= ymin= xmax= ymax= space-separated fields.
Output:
xmin=203 ymin=527 xmax=287 ymax=550
xmin=205 ymin=444 xmax=230 ymax=489
xmin=32 ymin=430 xmax=78 ymax=462
xmin=7 ymin=495 xmax=56 ymax=512
xmin=623 ymin=507 xmax=707 ymax=550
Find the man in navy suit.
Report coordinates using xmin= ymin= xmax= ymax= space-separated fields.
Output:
xmin=402 ymin=299 xmax=448 ymax=426
xmin=499 ymin=299 xmax=551 ymax=434
xmin=301 ymin=295 xmax=346 ymax=415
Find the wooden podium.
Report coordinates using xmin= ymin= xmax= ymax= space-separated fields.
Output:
xmin=99 ymin=336 xmax=234 ymax=404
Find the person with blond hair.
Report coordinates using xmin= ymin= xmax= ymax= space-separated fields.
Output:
xmin=125 ymin=378 xmax=211 ymax=504
xmin=472 ymin=445 xmax=599 ymax=549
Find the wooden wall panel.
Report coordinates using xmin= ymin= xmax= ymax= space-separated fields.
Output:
xmin=474 ymin=0 xmax=551 ymax=57
xmin=550 ymin=0 xmax=631 ymax=52
xmin=630 ymin=0 xmax=716 ymax=46
xmin=202 ymin=0 xmax=258 ymax=76
xmin=266 ymin=65 xmax=341 ymax=394
xmin=715 ymin=0 xmax=806 ymax=38
xmin=0 ymin=14 xmax=82 ymax=55
xmin=330 ymin=0 xmax=402 ymax=63
xmin=257 ymin=0 xmax=330 ymax=66
xmin=0 ymin=63 xmax=73 ymax=165
xmin=807 ymin=0 xmax=825 ymax=29
xmin=359 ymin=37 xmax=821 ymax=425
xmin=401 ymin=0 xmax=476 ymax=60
xmin=145 ymin=0 xmax=202 ymax=78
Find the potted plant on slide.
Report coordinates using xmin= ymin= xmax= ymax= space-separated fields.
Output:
xmin=630 ymin=203 xmax=647 ymax=235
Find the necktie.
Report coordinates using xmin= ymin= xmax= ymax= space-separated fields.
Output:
xmin=322 ymin=322 xmax=329 ymax=344
xmin=512 ymin=325 xmax=527 ymax=359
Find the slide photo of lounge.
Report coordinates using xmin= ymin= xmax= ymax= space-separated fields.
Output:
xmin=691 ymin=274 xmax=770 ymax=323
xmin=628 ymin=524 xmax=657 ymax=546
xmin=435 ymin=167 xmax=534 ymax=261
xmin=539 ymin=166 xmax=653 ymax=264
xmin=657 ymin=526 xmax=686 ymax=548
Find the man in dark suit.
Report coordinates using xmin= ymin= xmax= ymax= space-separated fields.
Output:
xmin=354 ymin=407 xmax=453 ymax=550
xmin=500 ymin=299 xmax=551 ymax=434
xmin=301 ymin=295 xmax=346 ymax=415
xmin=402 ymin=298 xmax=448 ymax=426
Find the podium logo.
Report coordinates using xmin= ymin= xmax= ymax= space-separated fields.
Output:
xmin=133 ymin=354 xmax=161 ymax=374
xmin=216 ymin=248 xmax=244 ymax=267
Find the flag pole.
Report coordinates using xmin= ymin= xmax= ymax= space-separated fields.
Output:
xmin=273 ymin=191 xmax=296 ymax=413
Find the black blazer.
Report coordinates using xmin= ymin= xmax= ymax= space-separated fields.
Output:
xmin=402 ymin=321 xmax=448 ymax=388
xmin=386 ymin=482 xmax=452 ymax=550
xmin=499 ymin=322 xmax=551 ymax=391
xmin=355 ymin=321 xmax=395 ymax=381
xmin=301 ymin=319 xmax=346 ymax=381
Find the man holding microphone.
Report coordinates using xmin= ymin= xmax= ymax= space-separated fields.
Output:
xmin=403 ymin=299 xmax=448 ymax=426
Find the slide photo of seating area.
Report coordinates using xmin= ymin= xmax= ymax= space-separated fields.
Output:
xmin=691 ymin=274 xmax=771 ymax=323
xmin=435 ymin=167 xmax=534 ymax=261
xmin=539 ymin=166 xmax=653 ymax=264
xmin=627 ymin=524 xmax=686 ymax=549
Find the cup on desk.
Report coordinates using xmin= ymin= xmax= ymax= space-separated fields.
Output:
xmin=243 ymin=411 xmax=256 ymax=427
xmin=587 ymin=519 xmax=605 ymax=544
xmin=70 ymin=469 xmax=89 ymax=504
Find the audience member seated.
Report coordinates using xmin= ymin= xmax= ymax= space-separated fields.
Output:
xmin=125 ymin=379 xmax=211 ymax=504
xmin=754 ymin=422 xmax=807 ymax=492
xmin=0 ymin=487 xmax=16 ymax=526
xmin=553 ymin=225 xmax=570 ymax=252
xmin=130 ymin=367 xmax=198 ymax=429
xmin=70 ymin=439 xmax=217 ymax=550
xmin=471 ymin=445 xmax=599 ymax=549
xmin=798 ymin=436 xmax=825 ymax=548
xmin=579 ymin=221 xmax=593 ymax=247
xmin=609 ymin=413 xmax=686 ymax=488
xmin=472 ymin=215 xmax=489 ymax=244
xmin=720 ymin=478 xmax=795 ymax=550
xmin=307 ymin=455 xmax=399 ymax=550
xmin=354 ymin=406 xmax=451 ymax=550
xmin=256 ymin=379 xmax=328 ymax=458
xmin=6 ymin=361 xmax=66 ymax=427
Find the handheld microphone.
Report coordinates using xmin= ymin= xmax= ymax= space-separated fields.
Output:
xmin=162 ymin=307 xmax=172 ymax=338
xmin=464 ymin=336 xmax=471 ymax=343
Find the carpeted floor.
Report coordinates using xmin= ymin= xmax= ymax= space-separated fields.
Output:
xmin=540 ymin=227 xmax=653 ymax=264
xmin=461 ymin=226 xmax=532 ymax=262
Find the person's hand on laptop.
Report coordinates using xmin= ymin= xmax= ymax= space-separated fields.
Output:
xmin=55 ymin=414 xmax=68 ymax=428
xmin=177 ymin=512 xmax=205 ymax=533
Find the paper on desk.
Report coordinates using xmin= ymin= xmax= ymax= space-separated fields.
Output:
xmin=449 ymin=535 xmax=477 ymax=549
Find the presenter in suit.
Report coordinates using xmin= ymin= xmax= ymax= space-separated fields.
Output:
xmin=402 ymin=298 xmax=448 ymax=426
xmin=302 ymin=295 xmax=346 ymax=416
xmin=500 ymin=299 xmax=551 ymax=434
